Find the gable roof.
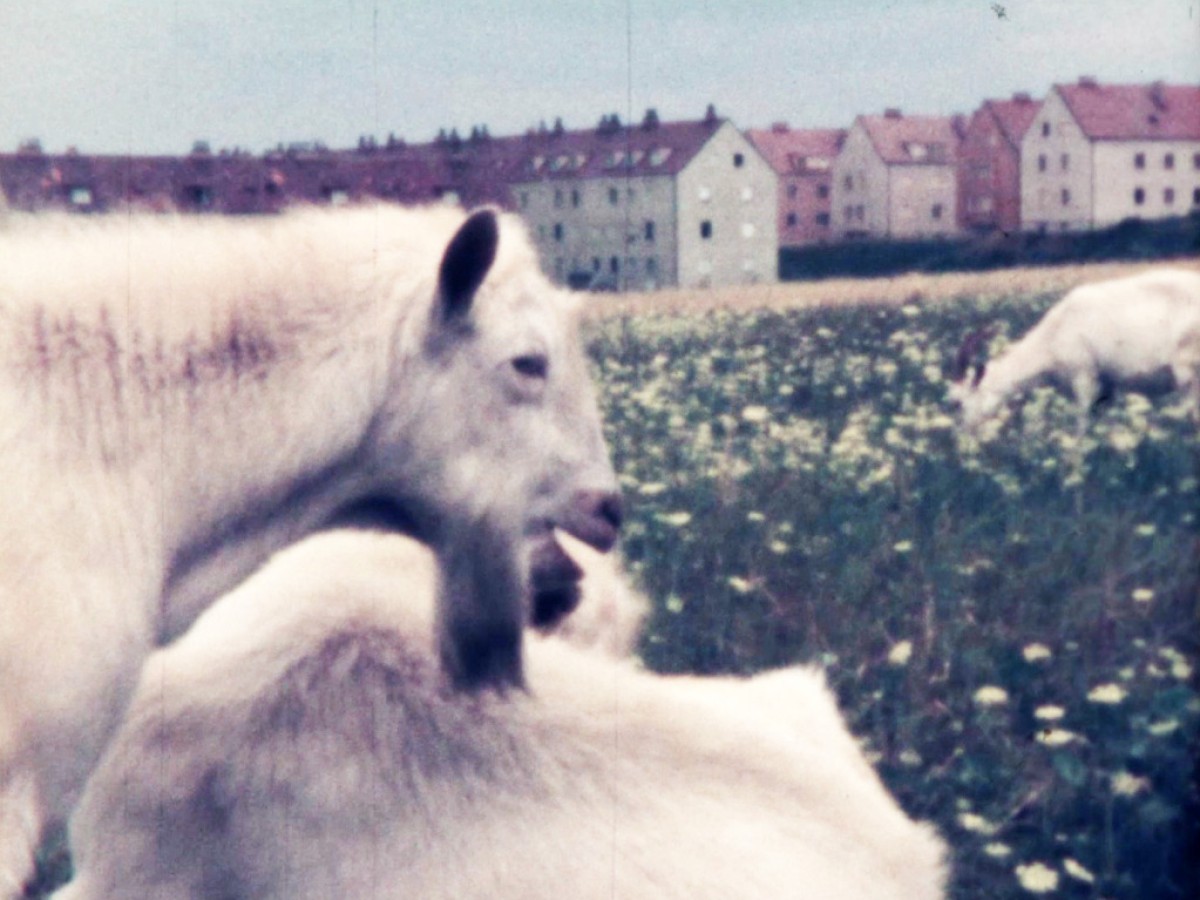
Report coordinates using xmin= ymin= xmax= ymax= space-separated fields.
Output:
xmin=744 ymin=126 xmax=846 ymax=175
xmin=1056 ymin=80 xmax=1200 ymax=141
xmin=857 ymin=112 xmax=962 ymax=166
xmin=507 ymin=111 xmax=728 ymax=183
xmin=983 ymin=94 xmax=1041 ymax=148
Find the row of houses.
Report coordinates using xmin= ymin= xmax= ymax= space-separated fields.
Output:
xmin=2 ymin=78 xmax=1198 ymax=291
xmin=751 ymin=77 xmax=1200 ymax=247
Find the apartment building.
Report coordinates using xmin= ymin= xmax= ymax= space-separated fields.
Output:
xmin=958 ymin=93 xmax=1040 ymax=234
xmin=832 ymin=109 xmax=963 ymax=240
xmin=1021 ymin=78 xmax=1200 ymax=232
xmin=510 ymin=107 xmax=778 ymax=291
xmin=744 ymin=124 xmax=845 ymax=247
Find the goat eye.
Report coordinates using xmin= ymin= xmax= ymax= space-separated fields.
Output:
xmin=512 ymin=354 xmax=548 ymax=379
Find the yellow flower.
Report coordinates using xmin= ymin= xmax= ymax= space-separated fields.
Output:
xmin=1015 ymin=861 xmax=1059 ymax=893
xmin=887 ymin=640 xmax=914 ymax=666
xmin=1110 ymin=771 xmax=1150 ymax=796
xmin=1131 ymin=587 xmax=1154 ymax=603
xmin=1063 ymin=858 xmax=1094 ymax=884
xmin=656 ymin=511 xmax=692 ymax=528
xmin=1087 ymin=683 xmax=1127 ymax=704
xmin=1022 ymin=643 xmax=1052 ymax=662
xmin=1036 ymin=728 xmax=1079 ymax=747
xmin=956 ymin=812 xmax=999 ymax=835
xmin=1034 ymin=705 xmax=1064 ymax=721
xmin=973 ymin=685 xmax=1008 ymax=706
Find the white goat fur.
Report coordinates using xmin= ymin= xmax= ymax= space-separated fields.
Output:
xmin=0 ymin=205 xmax=619 ymax=895
xmin=950 ymin=268 xmax=1200 ymax=434
xmin=58 ymin=530 xmax=948 ymax=900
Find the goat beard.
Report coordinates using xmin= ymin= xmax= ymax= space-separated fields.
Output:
xmin=527 ymin=533 xmax=584 ymax=630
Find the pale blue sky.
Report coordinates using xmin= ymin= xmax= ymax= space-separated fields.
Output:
xmin=1 ymin=1 xmax=1197 ymax=155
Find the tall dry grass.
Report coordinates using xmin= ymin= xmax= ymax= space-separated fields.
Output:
xmin=582 ymin=258 xmax=1200 ymax=319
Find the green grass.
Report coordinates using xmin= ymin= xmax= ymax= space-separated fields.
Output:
xmin=586 ymin=292 xmax=1199 ymax=899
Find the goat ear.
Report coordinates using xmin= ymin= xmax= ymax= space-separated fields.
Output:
xmin=953 ymin=327 xmax=993 ymax=383
xmin=972 ymin=361 xmax=987 ymax=387
xmin=438 ymin=208 xmax=499 ymax=322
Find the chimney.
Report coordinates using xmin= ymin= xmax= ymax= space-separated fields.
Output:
xmin=704 ymin=103 xmax=718 ymax=124
xmin=771 ymin=121 xmax=789 ymax=133
xmin=883 ymin=107 xmax=902 ymax=119
xmin=1078 ymin=75 xmax=1098 ymax=89
xmin=1012 ymin=91 xmax=1032 ymax=103
xmin=1149 ymin=81 xmax=1168 ymax=111
xmin=642 ymin=108 xmax=660 ymax=130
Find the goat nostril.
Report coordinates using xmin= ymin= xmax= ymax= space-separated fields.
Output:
xmin=598 ymin=493 xmax=624 ymax=532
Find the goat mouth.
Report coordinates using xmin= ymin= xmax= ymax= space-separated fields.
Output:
xmin=527 ymin=532 xmax=584 ymax=631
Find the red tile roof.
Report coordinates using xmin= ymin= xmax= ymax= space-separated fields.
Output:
xmin=983 ymin=94 xmax=1041 ymax=148
xmin=743 ymin=127 xmax=846 ymax=175
xmin=857 ymin=112 xmax=962 ymax=166
xmin=1057 ymin=80 xmax=1200 ymax=141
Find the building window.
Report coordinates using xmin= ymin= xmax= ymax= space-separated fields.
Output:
xmin=553 ymin=222 xmax=564 ymax=242
xmin=1164 ymin=153 xmax=1175 ymax=170
xmin=855 ymin=204 xmax=865 ymax=221
xmin=785 ymin=212 xmax=798 ymax=227
xmin=591 ymin=257 xmax=601 ymax=272
xmin=69 ymin=186 xmax=93 ymax=206
xmin=700 ymin=220 xmax=712 ymax=239
xmin=1060 ymin=153 xmax=1069 ymax=171
xmin=816 ymin=183 xmax=829 ymax=199
xmin=733 ymin=152 xmax=745 ymax=168
xmin=609 ymin=256 xmax=620 ymax=274
xmin=1061 ymin=188 xmax=1071 ymax=206
xmin=1041 ymin=121 xmax=1050 ymax=137
xmin=644 ymin=220 xmax=656 ymax=242
xmin=931 ymin=203 xmax=943 ymax=220
xmin=815 ymin=212 xmax=830 ymax=227
xmin=571 ymin=188 xmax=580 ymax=208
xmin=787 ymin=183 xmax=799 ymax=199
xmin=1164 ymin=187 xmax=1175 ymax=205
xmin=1134 ymin=152 xmax=1146 ymax=170
xmin=646 ymin=257 xmax=658 ymax=276
xmin=608 ymin=187 xmax=619 ymax=205
xmin=1037 ymin=154 xmax=1047 ymax=173
xmin=1133 ymin=187 xmax=1145 ymax=205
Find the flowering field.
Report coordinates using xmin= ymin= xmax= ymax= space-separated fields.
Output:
xmin=585 ymin=276 xmax=1199 ymax=899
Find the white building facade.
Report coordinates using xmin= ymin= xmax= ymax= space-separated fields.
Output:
xmin=1021 ymin=79 xmax=1200 ymax=232
xmin=511 ymin=111 xmax=777 ymax=291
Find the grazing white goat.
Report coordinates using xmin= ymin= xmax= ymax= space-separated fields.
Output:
xmin=948 ymin=268 xmax=1200 ymax=436
xmin=0 ymin=205 xmax=621 ymax=896
xmin=57 ymin=529 xmax=948 ymax=900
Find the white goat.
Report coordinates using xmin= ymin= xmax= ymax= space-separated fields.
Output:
xmin=0 ymin=205 xmax=621 ymax=896
xmin=56 ymin=529 xmax=948 ymax=900
xmin=948 ymin=268 xmax=1200 ymax=437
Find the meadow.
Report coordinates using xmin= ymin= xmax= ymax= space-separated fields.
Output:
xmin=585 ymin=262 xmax=1199 ymax=899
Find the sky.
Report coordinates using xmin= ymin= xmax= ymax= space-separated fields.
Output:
xmin=1 ymin=1 xmax=1197 ymax=156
